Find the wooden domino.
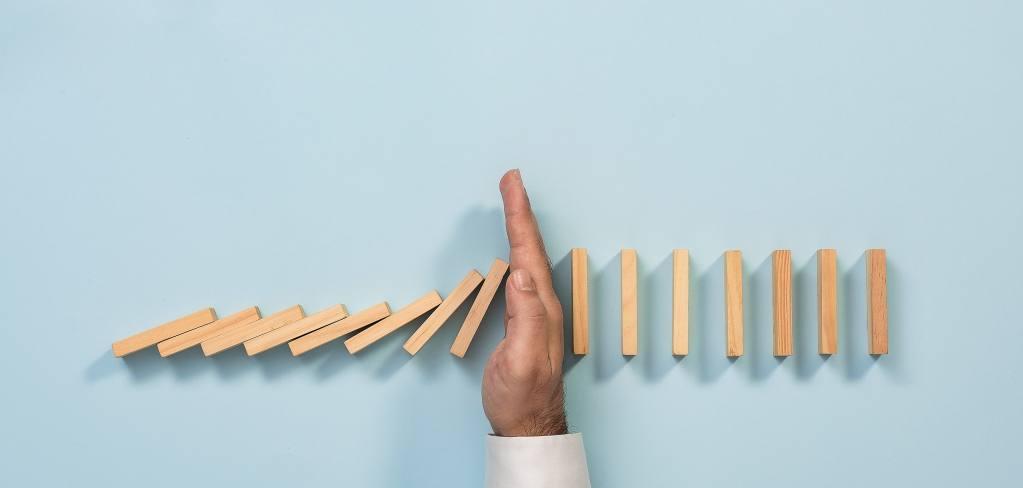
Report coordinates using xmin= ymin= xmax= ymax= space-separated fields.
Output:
xmin=112 ymin=308 xmax=217 ymax=357
xmin=724 ymin=250 xmax=743 ymax=357
xmin=290 ymin=302 xmax=392 ymax=356
xmin=817 ymin=249 xmax=838 ymax=354
xmin=672 ymin=249 xmax=689 ymax=356
xmin=404 ymin=270 xmax=484 ymax=356
xmin=346 ymin=291 xmax=443 ymax=354
xmin=621 ymin=249 xmax=638 ymax=356
xmin=450 ymin=258 xmax=510 ymax=358
xmin=243 ymin=304 xmax=348 ymax=356
xmin=201 ymin=305 xmax=304 ymax=356
xmin=772 ymin=250 xmax=793 ymax=357
xmin=866 ymin=249 xmax=888 ymax=354
xmin=158 ymin=307 xmax=260 ymax=357
xmin=572 ymin=248 xmax=589 ymax=355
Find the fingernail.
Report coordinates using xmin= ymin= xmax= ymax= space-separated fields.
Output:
xmin=512 ymin=269 xmax=534 ymax=291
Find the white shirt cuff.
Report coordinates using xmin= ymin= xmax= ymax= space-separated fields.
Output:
xmin=484 ymin=433 xmax=591 ymax=488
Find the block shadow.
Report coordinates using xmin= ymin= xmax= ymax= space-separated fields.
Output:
xmin=794 ymin=254 xmax=827 ymax=380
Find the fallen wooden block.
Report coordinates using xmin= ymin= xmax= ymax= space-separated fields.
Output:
xmin=346 ymin=291 xmax=443 ymax=354
xmin=724 ymin=250 xmax=743 ymax=357
xmin=158 ymin=307 xmax=261 ymax=357
xmin=772 ymin=250 xmax=793 ymax=357
xmin=112 ymin=308 xmax=217 ymax=357
xmin=403 ymin=270 xmax=484 ymax=356
xmin=866 ymin=249 xmax=888 ymax=354
xmin=290 ymin=302 xmax=392 ymax=356
xmin=672 ymin=249 xmax=689 ymax=356
xmin=621 ymin=249 xmax=638 ymax=356
xmin=450 ymin=258 xmax=510 ymax=358
xmin=572 ymin=248 xmax=589 ymax=355
xmin=818 ymin=249 xmax=838 ymax=355
xmin=244 ymin=304 xmax=348 ymax=356
xmin=201 ymin=305 xmax=304 ymax=356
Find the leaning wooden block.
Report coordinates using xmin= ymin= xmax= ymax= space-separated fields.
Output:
xmin=201 ymin=305 xmax=304 ymax=356
xmin=404 ymin=270 xmax=485 ymax=356
xmin=817 ymin=249 xmax=838 ymax=355
xmin=450 ymin=258 xmax=510 ymax=358
xmin=572 ymin=248 xmax=589 ymax=355
xmin=158 ymin=307 xmax=261 ymax=357
xmin=772 ymin=250 xmax=793 ymax=357
xmin=724 ymin=250 xmax=743 ymax=357
xmin=112 ymin=308 xmax=217 ymax=357
xmin=244 ymin=304 xmax=348 ymax=356
xmin=672 ymin=249 xmax=689 ymax=356
xmin=290 ymin=302 xmax=392 ymax=356
xmin=621 ymin=249 xmax=638 ymax=356
xmin=866 ymin=249 xmax=888 ymax=354
xmin=346 ymin=291 xmax=443 ymax=354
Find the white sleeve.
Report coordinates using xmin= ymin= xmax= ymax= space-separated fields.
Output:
xmin=484 ymin=433 xmax=591 ymax=488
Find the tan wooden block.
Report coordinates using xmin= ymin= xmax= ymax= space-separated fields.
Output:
xmin=866 ymin=249 xmax=889 ymax=354
xmin=724 ymin=250 xmax=743 ymax=357
xmin=112 ymin=308 xmax=217 ymax=357
xmin=450 ymin=258 xmax=510 ymax=358
xmin=158 ymin=307 xmax=260 ymax=357
xmin=621 ymin=249 xmax=638 ymax=356
xmin=772 ymin=250 xmax=793 ymax=357
xmin=346 ymin=291 xmax=443 ymax=354
xmin=818 ymin=249 xmax=838 ymax=354
xmin=672 ymin=249 xmax=689 ymax=356
xmin=201 ymin=305 xmax=304 ymax=356
xmin=290 ymin=302 xmax=392 ymax=356
xmin=244 ymin=304 xmax=348 ymax=356
xmin=403 ymin=270 xmax=485 ymax=356
xmin=572 ymin=248 xmax=589 ymax=355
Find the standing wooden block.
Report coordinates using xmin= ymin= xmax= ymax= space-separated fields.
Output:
xmin=243 ymin=304 xmax=348 ymax=356
xmin=772 ymin=250 xmax=793 ymax=357
xmin=866 ymin=249 xmax=889 ymax=354
xmin=621 ymin=249 xmax=638 ymax=356
xmin=158 ymin=307 xmax=261 ymax=357
xmin=346 ymin=291 xmax=443 ymax=354
xmin=572 ymin=248 xmax=589 ymax=355
xmin=403 ymin=270 xmax=485 ymax=355
xmin=724 ymin=250 xmax=743 ymax=357
xmin=201 ymin=305 xmax=304 ymax=356
xmin=112 ymin=308 xmax=217 ymax=357
xmin=290 ymin=302 xmax=392 ymax=356
xmin=817 ymin=249 xmax=838 ymax=354
xmin=672 ymin=249 xmax=689 ymax=356
xmin=450 ymin=258 xmax=510 ymax=358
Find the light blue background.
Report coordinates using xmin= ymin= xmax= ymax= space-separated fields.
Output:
xmin=2 ymin=1 xmax=1021 ymax=486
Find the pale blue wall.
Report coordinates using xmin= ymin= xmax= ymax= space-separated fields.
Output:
xmin=1 ymin=2 xmax=1021 ymax=486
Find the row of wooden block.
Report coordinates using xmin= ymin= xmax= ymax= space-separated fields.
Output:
xmin=111 ymin=259 xmax=511 ymax=359
xmin=571 ymin=249 xmax=889 ymax=357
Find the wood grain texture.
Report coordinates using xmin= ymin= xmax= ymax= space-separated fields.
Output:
xmin=724 ymin=250 xmax=744 ymax=357
xmin=158 ymin=307 xmax=260 ymax=357
xmin=403 ymin=270 xmax=484 ymax=355
xmin=244 ymin=304 xmax=348 ymax=356
xmin=112 ymin=308 xmax=217 ymax=357
xmin=346 ymin=291 xmax=443 ymax=354
xmin=450 ymin=258 xmax=510 ymax=358
xmin=290 ymin=302 xmax=392 ymax=356
xmin=772 ymin=250 xmax=793 ymax=357
xmin=621 ymin=249 xmax=638 ymax=356
xmin=866 ymin=249 xmax=889 ymax=354
xmin=817 ymin=249 xmax=838 ymax=354
xmin=672 ymin=249 xmax=689 ymax=356
xmin=572 ymin=248 xmax=589 ymax=355
xmin=201 ymin=305 xmax=304 ymax=356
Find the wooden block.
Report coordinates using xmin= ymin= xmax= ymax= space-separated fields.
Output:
xmin=572 ymin=248 xmax=589 ymax=355
xmin=772 ymin=250 xmax=793 ymax=357
xmin=201 ymin=305 xmax=304 ymax=356
xmin=112 ymin=308 xmax=217 ymax=357
xmin=621 ymin=249 xmax=638 ymax=356
xmin=818 ymin=249 xmax=838 ymax=354
xmin=244 ymin=304 xmax=348 ymax=356
xmin=724 ymin=250 xmax=743 ymax=357
xmin=346 ymin=291 xmax=443 ymax=354
xmin=672 ymin=249 xmax=689 ymax=356
xmin=158 ymin=307 xmax=260 ymax=357
xmin=450 ymin=258 xmax=510 ymax=358
xmin=290 ymin=302 xmax=392 ymax=356
xmin=403 ymin=270 xmax=484 ymax=355
xmin=866 ymin=249 xmax=889 ymax=354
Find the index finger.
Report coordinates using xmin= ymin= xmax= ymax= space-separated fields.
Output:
xmin=499 ymin=169 xmax=555 ymax=302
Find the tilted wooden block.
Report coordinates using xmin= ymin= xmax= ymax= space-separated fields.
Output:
xmin=772 ymin=250 xmax=793 ymax=357
xmin=724 ymin=250 xmax=743 ymax=357
xmin=158 ymin=307 xmax=261 ymax=357
xmin=112 ymin=308 xmax=217 ymax=357
xmin=866 ymin=249 xmax=888 ymax=354
xmin=404 ymin=270 xmax=484 ymax=356
xmin=290 ymin=302 xmax=392 ymax=356
xmin=244 ymin=304 xmax=348 ymax=356
xmin=672 ymin=249 xmax=689 ymax=356
xmin=572 ymin=248 xmax=589 ymax=355
xmin=818 ymin=249 xmax=838 ymax=354
xmin=346 ymin=291 xmax=443 ymax=354
xmin=201 ymin=305 xmax=304 ymax=356
xmin=450 ymin=258 xmax=510 ymax=358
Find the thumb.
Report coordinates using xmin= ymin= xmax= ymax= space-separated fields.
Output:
xmin=502 ymin=269 xmax=550 ymax=366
